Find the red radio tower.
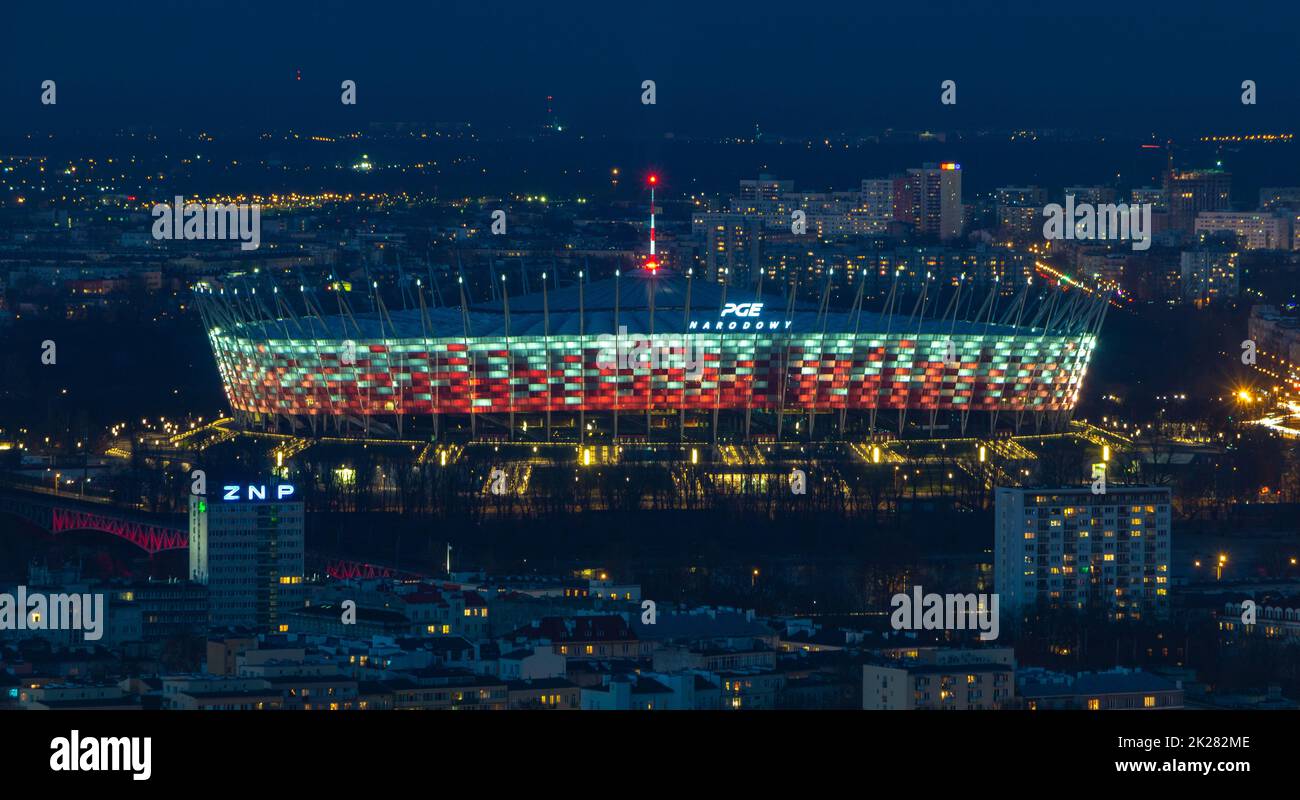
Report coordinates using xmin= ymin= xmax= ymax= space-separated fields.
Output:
xmin=646 ymin=174 xmax=659 ymax=272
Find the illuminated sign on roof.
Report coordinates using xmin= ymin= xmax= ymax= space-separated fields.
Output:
xmin=220 ymin=484 xmax=297 ymax=502
xmin=690 ymin=302 xmax=791 ymax=331
xmin=720 ymin=302 xmax=763 ymax=318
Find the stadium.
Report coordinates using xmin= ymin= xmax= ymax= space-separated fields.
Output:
xmin=192 ymin=266 xmax=1106 ymax=443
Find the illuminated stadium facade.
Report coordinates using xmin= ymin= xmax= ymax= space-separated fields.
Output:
xmin=194 ymin=267 xmax=1106 ymax=442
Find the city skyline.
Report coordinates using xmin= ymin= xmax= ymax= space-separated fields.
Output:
xmin=0 ymin=3 xmax=1294 ymax=783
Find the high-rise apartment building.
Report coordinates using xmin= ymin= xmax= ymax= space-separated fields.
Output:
xmin=1166 ymin=168 xmax=1231 ymax=234
xmin=189 ymin=480 xmax=305 ymax=630
xmin=857 ymin=178 xmax=896 ymax=234
xmin=1180 ymin=247 xmax=1240 ymax=303
xmin=896 ymin=163 xmax=963 ymax=240
xmin=995 ymin=185 xmax=1047 ymax=240
xmin=690 ymin=211 xmax=764 ymax=285
xmin=995 ymin=486 xmax=1171 ymax=620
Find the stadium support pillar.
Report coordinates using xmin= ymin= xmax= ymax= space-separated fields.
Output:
xmin=542 ymin=268 xmax=552 ymax=444
xmin=613 ymin=270 xmax=621 ymax=443
xmin=503 ymin=275 xmax=513 ymax=442
xmin=647 ymin=270 xmax=655 ymax=439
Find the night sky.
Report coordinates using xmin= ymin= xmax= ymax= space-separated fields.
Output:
xmin=3 ymin=0 xmax=1298 ymax=136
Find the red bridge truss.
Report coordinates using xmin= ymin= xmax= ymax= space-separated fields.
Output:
xmin=50 ymin=507 xmax=188 ymax=554
xmin=320 ymin=559 xmax=425 ymax=581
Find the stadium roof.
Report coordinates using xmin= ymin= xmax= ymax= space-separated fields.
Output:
xmin=229 ymin=271 xmax=1047 ymax=339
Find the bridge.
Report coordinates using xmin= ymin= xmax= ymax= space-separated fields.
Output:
xmin=0 ymin=486 xmax=429 ymax=581
xmin=308 ymin=554 xmax=428 ymax=581
xmin=0 ymin=488 xmax=188 ymax=554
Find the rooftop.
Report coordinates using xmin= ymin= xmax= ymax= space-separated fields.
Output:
xmin=207 ymin=271 xmax=1060 ymax=340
